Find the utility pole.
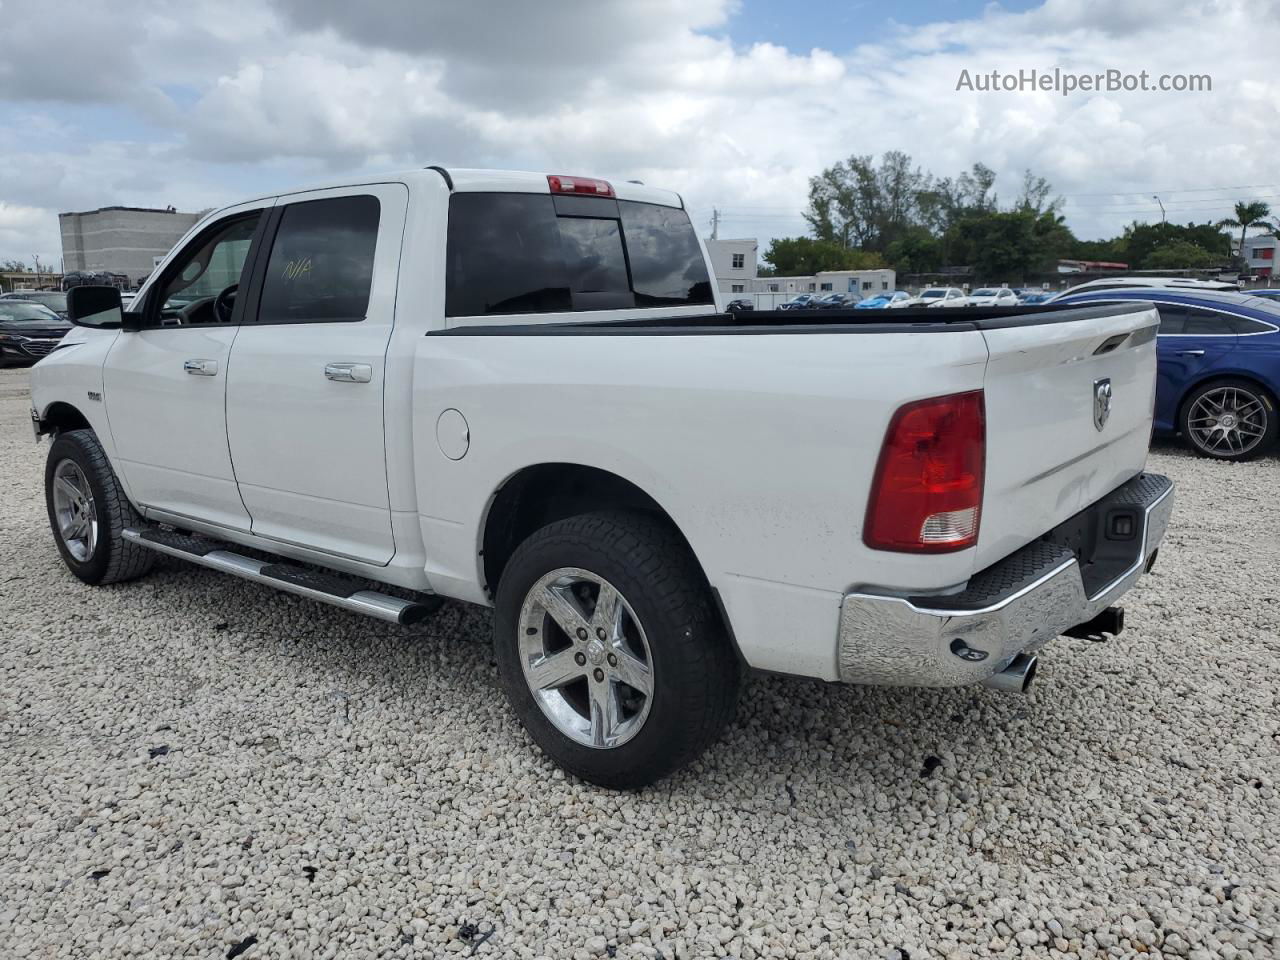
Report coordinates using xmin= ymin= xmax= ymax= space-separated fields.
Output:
xmin=32 ymin=253 xmax=41 ymax=286
xmin=1153 ymin=195 xmax=1166 ymax=224
xmin=710 ymin=208 xmax=720 ymax=240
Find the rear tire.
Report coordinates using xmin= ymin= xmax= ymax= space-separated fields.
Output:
xmin=45 ymin=429 xmax=155 ymax=585
xmin=1179 ymin=378 xmax=1277 ymax=461
xmin=494 ymin=510 xmax=740 ymax=789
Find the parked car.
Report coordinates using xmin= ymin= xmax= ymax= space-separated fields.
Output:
xmin=895 ymin=287 xmax=968 ymax=308
xmin=1050 ymin=277 xmax=1239 ymax=301
xmin=725 ymin=297 xmax=753 ymax=313
xmin=965 ymin=287 xmax=1020 ymax=308
xmin=777 ymin=294 xmax=819 ymax=310
xmin=1018 ymin=291 xmax=1053 ymax=305
xmin=1245 ymin=288 xmax=1280 ymax=301
xmin=1053 ymin=287 xmax=1280 ymax=460
xmin=33 ymin=167 xmax=1173 ymax=788
xmin=813 ymin=293 xmax=859 ymax=309
xmin=0 ymin=300 xmax=70 ymax=365
xmin=855 ymin=291 xmax=911 ymax=309
xmin=0 ymin=290 xmax=69 ymax=318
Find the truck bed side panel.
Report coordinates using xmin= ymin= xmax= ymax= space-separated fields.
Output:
xmin=413 ymin=330 xmax=988 ymax=679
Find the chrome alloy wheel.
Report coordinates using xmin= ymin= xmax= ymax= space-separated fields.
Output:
xmin=518 ymin=567 xmax=654 ymax=749
xmin=51 ymin=458 xmax=98 ymax=562
xmin=1187 ymin=385 xmax=1269 ymax=457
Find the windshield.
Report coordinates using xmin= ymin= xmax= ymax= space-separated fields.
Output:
xmin=0 ymin=302 xmax=62 ymax=322
xmin=972 ymin=288 xmax=999 ymax=297
xmin=921 ymin=289 xmax=946 ymax=298
xmin=7 ymin=292 xmax=67 ymax=311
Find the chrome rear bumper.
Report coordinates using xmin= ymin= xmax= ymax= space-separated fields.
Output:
xmin=838 ymin=473 xmax=1174 ymax=686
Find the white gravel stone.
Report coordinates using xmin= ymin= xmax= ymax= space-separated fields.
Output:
xmin=1 ymin=365 xmax=1278 ymax=959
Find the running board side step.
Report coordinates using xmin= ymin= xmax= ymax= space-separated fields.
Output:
xmin=122 ymin=527 xmax=439 ymax=625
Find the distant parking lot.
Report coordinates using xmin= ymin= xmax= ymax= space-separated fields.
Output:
xmin=0 ymin=365 xmax=1276 ymax=959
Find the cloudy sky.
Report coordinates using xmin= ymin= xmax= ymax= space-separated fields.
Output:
xmin=1 ymin=0 xmax=1277 ymax=267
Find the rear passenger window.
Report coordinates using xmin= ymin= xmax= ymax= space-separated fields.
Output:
xmin=1184 ymin=309 xmax=1235 ymax=336
xmin=1155 ymin=306 xmax=1187 ymax=335
xmin=258 ymin=195 xmax=380 ymax=324
xmin=1229 ymin=316 xmax=1274 ymax=334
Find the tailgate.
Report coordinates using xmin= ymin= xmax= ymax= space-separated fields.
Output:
xmin=975 ymin=303 xmax=1159 ymax=569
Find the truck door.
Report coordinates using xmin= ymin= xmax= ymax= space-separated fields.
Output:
xmin=102 ymin=201 xmax=272 ymax=531
xmin=225 ymin=184 xmax=408 ymax=565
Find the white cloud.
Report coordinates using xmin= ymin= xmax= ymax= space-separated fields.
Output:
xmin=1 ymin=0 xmax=1279 ymax=264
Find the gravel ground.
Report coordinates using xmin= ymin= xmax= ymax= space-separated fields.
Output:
xmin=1 ymin=364 xmax=1277 ymax=960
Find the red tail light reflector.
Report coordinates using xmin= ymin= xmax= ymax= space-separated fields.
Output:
xmin=863 ymin=390 xmax=986 ymax=553
xmin=547 ymin=175 xmax=614 ymax=198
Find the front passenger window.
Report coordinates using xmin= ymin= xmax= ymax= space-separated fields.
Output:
xmin=257 ymin=195 xmax=380 ymax=323
xmin=160 ymin=213 xmax=261 ymax=325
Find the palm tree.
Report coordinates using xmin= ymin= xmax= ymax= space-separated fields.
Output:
xmin=1218 ymin=201 xmax=1273 ymax=264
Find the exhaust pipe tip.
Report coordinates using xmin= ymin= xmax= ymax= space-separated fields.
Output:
xmin=983 ymin=653 xmax=1038 ymax=693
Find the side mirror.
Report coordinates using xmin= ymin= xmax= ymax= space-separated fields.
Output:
xmin=66 ymin=286 xmax=123 ymax=328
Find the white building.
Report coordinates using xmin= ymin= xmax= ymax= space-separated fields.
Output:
xmin=704 ymin=236 xmax=895 ymax=307
xmin=60 ymin=205 xmax=204 ymax=285
xmin=1235 ymin=233 xmax=1277 ymax=278
xmin=704 ymin=238 xmax=759 ymax=295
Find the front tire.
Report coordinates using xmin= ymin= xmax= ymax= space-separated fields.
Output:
xmin=494 ymin=511 xmax=740 ymax=789
xmin=1180 ymin=379 xmax=1277 ymax=461
xmin=45 ymin=429 xmax=155 ymax=585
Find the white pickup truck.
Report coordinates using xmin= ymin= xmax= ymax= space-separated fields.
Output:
xmin=31 ymin=168 xmax=1173 ymax=788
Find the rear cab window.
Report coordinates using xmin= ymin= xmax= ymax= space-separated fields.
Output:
xmin=445 ymin=192 xmax=713 ymax=319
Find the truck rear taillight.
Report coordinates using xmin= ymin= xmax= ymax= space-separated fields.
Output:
xmin=547 ymin=175 xmax=614 ymax=198
xmin=863 ymin=390 xmax=985 ymax=553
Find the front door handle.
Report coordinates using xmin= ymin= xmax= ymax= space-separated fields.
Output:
xmin=184 ymin=359 xmax=218 ymax=376
xmin=324 ymin=362 xmax=372 ymax=383
xmin=1177 ymin=349 xmax=1206 ymax=357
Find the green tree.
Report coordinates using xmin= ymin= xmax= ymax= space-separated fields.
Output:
xmin=1 ymin=259 xmax=28 ymax=271
xmin=762 ymin=236 xmax=886 ymax=275
xmin=804 ymin=151 xmax=930 ymax=253
xmin=885 ymin=227 xmax=942 ymax=275
xmin=1095 ymin=221 xmax=1232 ymax=268
xmin=1217 ymin=201 xmax=1272 ymax=265
xmin=1144 ymin=240 xmax=1218 ymax=270
xmin=947 ymin=209 xmax=1070 ymax=281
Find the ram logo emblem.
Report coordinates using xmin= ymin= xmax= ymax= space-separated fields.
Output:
xmin=1093 ymin=378 xmax=1112 ymax=432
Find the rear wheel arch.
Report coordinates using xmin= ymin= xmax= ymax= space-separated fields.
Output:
xmin=481 ymin=463 xmax=699 ymax=591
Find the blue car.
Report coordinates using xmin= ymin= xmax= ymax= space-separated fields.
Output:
xmin=1053 ymin=288 xmax=1280 ymax=460
xmin=854 ymin=291 xmax=910 ymax=309
xmin=1246 ymin=288 xmax=1280 ymax=301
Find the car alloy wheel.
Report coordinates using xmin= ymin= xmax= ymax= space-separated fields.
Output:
xmin=517 ymin=566 xmax=654 ymax=749
xmin=51 ymin=458 xmax=98 ymax=562
xmin=1186 ymin=385 xmax=1269 ymax=458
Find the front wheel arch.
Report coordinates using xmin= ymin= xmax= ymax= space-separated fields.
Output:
xmin=37 ymin=400 xmax=92 ymax=436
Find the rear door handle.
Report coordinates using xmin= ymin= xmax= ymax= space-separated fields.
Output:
xmin=184 ymin=359 xmax=218 ymax=376
xmin=1177 ymin=349 xmax=1206 ymax=357
xmin=324 ymin=362 xmax=372 ymax=383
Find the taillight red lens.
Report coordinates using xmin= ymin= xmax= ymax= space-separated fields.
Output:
xmin=863 ymin=390 xmax=986 ymax=553
xmin=547 ymin=174 xmax=614 ymax=198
